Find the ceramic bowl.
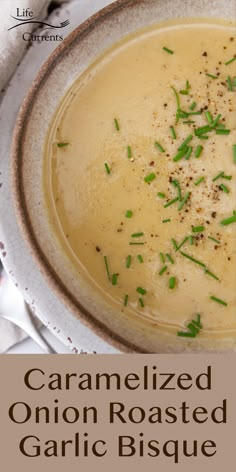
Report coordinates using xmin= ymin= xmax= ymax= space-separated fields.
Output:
xmin=10 ymin=0 xmax=235 ymax=353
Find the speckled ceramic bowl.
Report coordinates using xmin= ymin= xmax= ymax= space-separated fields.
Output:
xmin=11 ymin=0 xmax=235 ymax=353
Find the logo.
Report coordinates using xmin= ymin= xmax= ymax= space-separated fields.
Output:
xmin=8 ymin=7 xmax=70 ymax=42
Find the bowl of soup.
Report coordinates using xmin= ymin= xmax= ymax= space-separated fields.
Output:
xmin=11 ymin=0 xmax=236 ymax=352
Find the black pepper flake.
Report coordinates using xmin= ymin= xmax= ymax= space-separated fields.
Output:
xmin=211 ymin=212 xmax=217 ymax=218
xmin=96 ymin=246 xmax=101 ymax=252
xmin=202 ymin=51 xmax=208 ymax=56
xmin=149 ymin=161 xmax=155 ymax=166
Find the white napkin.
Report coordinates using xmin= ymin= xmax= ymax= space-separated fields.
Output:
xmin=0 ymin=270 xmax=41 ymax=353
xmin=0 ymin=0 xmax=66 ymax=92
xmin=0 ymin=0 xmax=66 ymax=352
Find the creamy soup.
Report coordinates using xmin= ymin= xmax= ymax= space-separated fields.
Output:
xmin=44 ymin=19 xmax=236 ymax=342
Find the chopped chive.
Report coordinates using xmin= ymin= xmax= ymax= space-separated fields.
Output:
xmin=129 ymin=242 xmax=145 ymax=245
xmin=171 ymin=86 xmax=180 ymax=109
xmin=188 ymin=111 xmax=202 ymax=116
xmin=177 ymin=111 xmax=189 ymax=119
xmin=137 ymin=254 xmax=143 ymax=263
xmin=183 ymin=120 xmax=195 ymax=124
xmin=188 ymin=235 xmax=194 ymax=245
xmin=157 ymin=192 xmax=166 ymax=199
xmin=220 ymin=183 xmax=230 ymax=193
xmin=233 ymin=145 xmax=236 ymax=164
xmin=163 ymin=46 xmax=174 ymax=54
xmin=163 ymin=218 xmax=171 ymax=223
xmin=175 ymin=236 xmax=188 ymax=251
xmin=210 ymin=296 xmax=227 ymax=306
xmin=112 ymin=273 xmax=119 ymax=285
xmin=195 ymin=125 xmax=212 ymax=136
xmin=189 ymin=101 xmax=197 ymax=110
xmin=211 ymin=114 xmax=221 ymax=128
xmin=222 ymin=174 xmax=232 ymax=180
xmin=166 ymin=253 xmax=174 ymax=264
xmin=186 ymin=323 xmax=199 ymax=336
xmin=192 ymin=314 xmax=202 ymax=329
xmin=104 ymin=163 xmax=111 ymax=174
xmin=144 ymin=172 xmax=156 ymax=183
xmin=114 ymin=118 xmax=120 ymax=131
xmin=155 ymin=141 xmax=165 ymax=153
xmin=205 ymin=269 xmax=219 ymax=281
xmin=169 ymin=277 xmax=176 ymax=289
xmin=171 ymin=238 xmax=178 ymax=250
xmin=178 ymin=192 xmax=191 ymax=211
xmin=180 ymin=251 xmax=206 ymax=268
xmin=127 ymin=145 xmax=132 ymax=158
xmin=173 ymin=147 xmax=188 ymax=162
xmin=225 ymin=56 xmax=236 ymax=66
xmin=104 ymin=256 xmax=110 ymax=280
xmin=177 ymin=314 xmax=202 ymax=337
xmin=227 ymin=76 xmax=233 ymax=91
xmin=194 ymin=176 xmax=205 ymax=186
xmin=137 ymin=287 xmax=147 ymax=295
xmin=131 ymin=232 xmax=144 ymax=238
xmin=216 ymin=123 xmax=226 ymax=129
xmin=215 ymin=128 xmax=230 ymax=135
xmin=159 ymin=265 xmax=168 ymax=275
xmin=185 ymin=146 xmax=193 ymax=160
xmin=180 ymin=81 xmax=190 ymax=95
xmin=206 ymin=73 xmax=218 ymax=79
xmin=205 ymin=111 xmax=213 ymax=124
xmin=124 ymin=294 xmax=128 ymax=307
xmin=164 ymin=196 xmax=180 ymax=208
xmin=178 ymin=135 xmax=193 ymax=151
xmin=172 ymin=179 xmax=182 ymax=199
xmin=221 ymin=211 xmax=236 ymax=225
xmin=170 ymin=126 xmax=176 ymax=139
xmin=126 ymin=255 xmax=132 ymax=268
xmin=160 ymin=252 xmax=165 ymax=263
xmin=125 ymin=210 xmax=133 ymax=218
xmin=213 ymin=171 xmax=224 ymax=182
xmin=139 ymin=298 xmax=145 ymax=308
xmin=171 ymin=86 xmax=181 ymax=122
xmin=208 ymin=236 xmax=220 ymax=244
xmin=192 ymin=225 xmax=205 ymax=233
xmin=177 ymin=331 xmax=196 ymax=338
xmin=198 ymin=135 xmax=209 ymax=140
xmin=57 ymin=142 xmax=69 ymax=147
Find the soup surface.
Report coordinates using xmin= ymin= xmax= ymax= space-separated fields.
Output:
xmin=44 ymin=19 xmax=236 ymax=341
